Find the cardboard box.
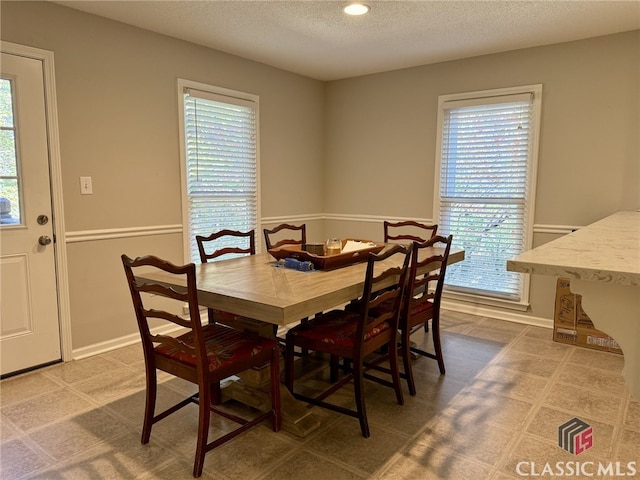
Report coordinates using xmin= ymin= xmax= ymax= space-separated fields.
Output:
xmin=553 ymin=277 xmax=622 ymax=354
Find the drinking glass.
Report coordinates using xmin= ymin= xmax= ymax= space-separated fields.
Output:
xmin=325 ymin=238 xmax=342 ymax=256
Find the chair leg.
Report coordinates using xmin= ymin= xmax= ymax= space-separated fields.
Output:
xmin=193 ymin=384 xmax=211 ymax=478
xmin=141 ymin=368 xmax=157 ymax=444
xmin=388 ymin=339 xmax=404 ymax=406
xmin=330 ymin=355 xmax=340 ymax=383
xmin=270 ymin=346 xmax=282 ymax=432
xmin=352 ymin=359 xmax=370 ymax=438
xmin=431 ymin=317 xmax=445 ymax=375
xmin=284 ymin=336 xmax=295 ymax=393
xmin=301 ymin=317 xmax=310 ymax=356
xmin=401 ymin=331 xmax=417 ymax=396
xmin=210 ymin=383 xmax=222 ymax=405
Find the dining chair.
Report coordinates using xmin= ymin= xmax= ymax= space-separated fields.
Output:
xmin=383 ymin=220 xmax=438 ymax=243
xmin=351 ymin=235 xmax=453 ymax=396
xmin=196 ymin=229 xmax=256 ymax=262
xmin=284 ymin=244 xmax=410 ymax=438
xmin=397 ymin=235 xmax=452 ymax=394
xmin=383 ymin=220 xmax=438 ymax=334
xmin=195 ymin=229 xmax=256 ymax=331
xmin=121 ymin=254 xmax=281 ymax=478
xmin=263 ymin=223 xmax=306 ymax=250
xmin=262 ymin=223 xmax=310 ymax=346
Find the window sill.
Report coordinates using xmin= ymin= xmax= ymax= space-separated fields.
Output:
xmin=443 ymin=290 xmax=530 ymax=312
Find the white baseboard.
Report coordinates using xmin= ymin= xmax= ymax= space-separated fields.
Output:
xmin=442 ymin=299 xmax=553 ymax=329
xmin=71 ymin=324 xmax=184 ymax=360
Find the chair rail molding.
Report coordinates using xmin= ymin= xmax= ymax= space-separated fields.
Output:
xmin=324 ymin=213 xmax=436 ymax=224
xmin=261 ymin=214 xmax=324 ymax=224
xmin=65 ymin=218 xmax=580 ymax=244
xmin=66 ymin=224 xmax=183 ymax=243
xmin=532 ymin=224 xmax=581 ymax=235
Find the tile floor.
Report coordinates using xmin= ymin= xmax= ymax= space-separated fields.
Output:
xmin=1 ymin=311 xmax=639 ymax=479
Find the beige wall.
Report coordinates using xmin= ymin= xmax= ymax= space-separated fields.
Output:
xmin=1 ymin=1 xmax=325 ymax=350
xmin=325 ymin=31 xmax=639 ymax=224
xmin=2 ymin=1 xmax=638 ymax=352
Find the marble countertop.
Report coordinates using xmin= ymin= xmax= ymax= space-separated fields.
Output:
xmin=507 ymin=210 xmax=640 ymax=287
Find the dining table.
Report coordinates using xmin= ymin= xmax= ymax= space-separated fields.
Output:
xmin=137 ymin=243 xmax=465 ymax=436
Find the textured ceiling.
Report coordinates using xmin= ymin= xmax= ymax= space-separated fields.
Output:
xmin=53 ymin=1 xmax=640 ymax=81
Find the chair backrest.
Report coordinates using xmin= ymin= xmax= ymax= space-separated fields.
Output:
xmin=263 ymin=223 xmax=307 ymax=250
xmin=357 ymin=244 xmax=411 ymax=343
xmin=196 ymin=229 xmax=256 ymax=263
xmin=383 ymin=220 xmax=438 ymax=243
xmin=121 ymin=254 xmax=208 ymax=370
xmin=402 ymin=235 xmax=452 ymax=323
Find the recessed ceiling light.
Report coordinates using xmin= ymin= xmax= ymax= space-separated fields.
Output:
xmin=343 ymin=3 xmax=370 ymax=16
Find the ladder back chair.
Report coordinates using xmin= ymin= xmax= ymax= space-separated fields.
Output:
xmin=383 ymin=220 xmax=438 ymax=334
xmin=284 ymin=244 xmax=410 ymax=438
xmin=383 ymin=220 xmax=438 ymax=243
xmin=399 ymin=235 xmax=452 ymax=393
xmin=344 ymin=235 xmax=452 ymax=396
xmin=121 ymin=254 xmax=281 ymax=478
xmin=195 ymin=229 xmax=257 ymax=331
xmin=263 ymin=223 xmax=306 ymax=250
xmin=263 ymin=223 xmax=310 ymax=343
xmin=196 ymin=229 xmax=255 ymax=262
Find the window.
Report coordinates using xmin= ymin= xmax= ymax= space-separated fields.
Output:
xmin=178 ymin=80 xmax=259 ymax=263
xmin=434 ymin=85 xmax=542 ymax=308
xmin=0 ymin=78 xmax=22 ymax=225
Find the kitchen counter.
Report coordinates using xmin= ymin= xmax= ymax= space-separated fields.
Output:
xmin=508 ymin=210 xmax=640 ymax=398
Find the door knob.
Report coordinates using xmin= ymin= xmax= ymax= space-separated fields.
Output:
xmin=38 ymin=235 xmax=52 ymax=246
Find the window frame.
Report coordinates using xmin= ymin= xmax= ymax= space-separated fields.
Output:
xmin=433 ymin=84 xmax=543 ymax=311
xmin=177 ymin=78 xmax=261 ymax=264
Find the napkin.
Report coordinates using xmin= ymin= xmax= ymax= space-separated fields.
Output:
xmin=341 ymin=240 xmax=377 ymax=254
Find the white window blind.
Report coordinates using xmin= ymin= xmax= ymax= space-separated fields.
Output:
xmin=436 ymin=88 xmax=540 ymax=303
xmin=182 ymin=86 xmax=258 ymax=263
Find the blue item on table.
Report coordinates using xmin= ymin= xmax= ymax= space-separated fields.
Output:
xmin=277 ymin=258 xmax=314 ymax=271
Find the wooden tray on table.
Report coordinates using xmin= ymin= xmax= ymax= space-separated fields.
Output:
xmin=268 ymin=239 xmax=385 ymax=271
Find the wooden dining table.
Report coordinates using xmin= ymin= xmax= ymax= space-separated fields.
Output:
xmin=137 ymin=244 xmax=465 ymax=436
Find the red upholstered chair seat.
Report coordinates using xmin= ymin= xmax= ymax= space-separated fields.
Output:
xmin=287 ymin=310 xmax=392 ymax=348
xmin=156 ymin=324 xmax=276 ymax=373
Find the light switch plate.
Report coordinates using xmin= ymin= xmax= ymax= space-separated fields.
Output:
xmin=80 ymin=176 xmax=93 ymax=195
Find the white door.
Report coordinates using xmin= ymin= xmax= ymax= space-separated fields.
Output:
xmin=0 ymin=52 xmax=61 ymax=375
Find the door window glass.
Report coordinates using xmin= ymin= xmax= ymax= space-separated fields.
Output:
xmin=0 ymin=78 xmax=21 ymax=225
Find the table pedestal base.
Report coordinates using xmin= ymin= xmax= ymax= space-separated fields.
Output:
xmin=221 ymin=364 xmax=321 ymax=437
xmin=572 ymin=280 xmax=640 ymax=399
xmin=214 ymin=314 xmax=322 ymax=436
